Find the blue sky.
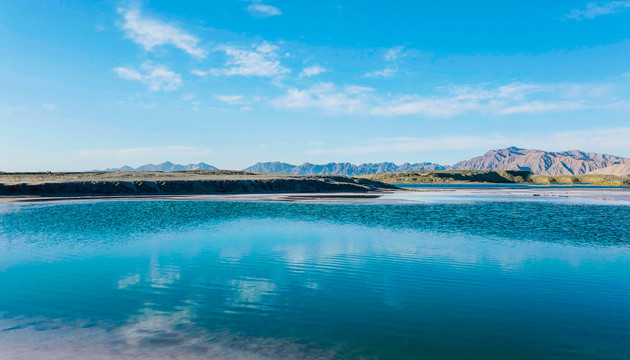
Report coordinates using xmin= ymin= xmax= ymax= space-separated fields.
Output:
xmin=1 ymin=0 xmax=630 ymax=171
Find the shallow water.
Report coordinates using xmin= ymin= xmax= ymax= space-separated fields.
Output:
xmin=383 ymin=189 xmax=630 ymax=206
xmin=397 ymin=183 xmax=630 ymax=189
xmin=1 ymin=200 xmax=629 ymax=359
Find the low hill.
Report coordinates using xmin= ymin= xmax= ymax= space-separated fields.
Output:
xmin=361 ymin=170 xmax=630 ymax=186
xmin=586 ymin=164 xmax=630 ymax=177
xmin=0 ymin=170 xmax=396 ymax=196
xmin=362 ymin=170 xmax=532 ymax=184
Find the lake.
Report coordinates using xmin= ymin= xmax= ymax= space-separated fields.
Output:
xmin=1 ymin=199 xmax=629 ymax=359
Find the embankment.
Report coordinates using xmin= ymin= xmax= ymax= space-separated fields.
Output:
xmin=0 ymin=171 xmax=397 ymax=196
xmin=360 ymin=170 xmax=630 ymax=186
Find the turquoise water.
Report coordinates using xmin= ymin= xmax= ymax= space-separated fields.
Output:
xmin=1 ymin=200 xmax=629 ymax=359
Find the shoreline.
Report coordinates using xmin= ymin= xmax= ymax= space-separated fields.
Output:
xmin=0 ymin=171 xmax=397 ymax=197
xmin=2 ymin=171 xmax=629 ymax=205
xmin=2 ymin=186 xmax=630 ymax=205
xmin=360 ymin=170 xmax=630 ymax=187
xmin=0 ymin=192 xmax=396 ymax=205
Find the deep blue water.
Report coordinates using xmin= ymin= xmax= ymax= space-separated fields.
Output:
xmin=1 ymin=200 xmax=629 ymax=359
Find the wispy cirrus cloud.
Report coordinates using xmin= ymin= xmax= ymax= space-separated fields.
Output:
xmin=114 ymin=62 xmax=182 ymax=91
xmin=371 ymin=82 xmax=608 ymax=117
xmin=215 ymin=95 xmax=247 ymax=105
xmin=307 ymin=127 xmax=630 ymax=156
xmin=566 ymin=1 xmax=630 ymax=20
xmin=272 ymin=81 xmax=613 ymax=117
xmin=272 ymin=83 xmax=374 ymax=113
xmin=246 ymin=1 xmax=282 ymax=17
xmin=365 ymin=45 xmax=405 ymax=77
xmin=208 ymin=43 xmax=289 ymax=78
xmin=190 ymin=69 xmax=208 ymax=77
xmin=307 ymin=135 xmax=510 ymax=155
xmin=384 ymin=46 xmax=405 ymax=62
xmin=118 ymin=7 xmax=205 ymax=58
xmin=299 ymin=65 xmax=327 ymax=78
xmin=365 ymin=67 xmax=397 ymax=78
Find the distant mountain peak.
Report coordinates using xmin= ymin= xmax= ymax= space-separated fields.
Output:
xmin=103 ymin=162 xmax=218 ymax=172
xmin=96 ymin=147 xmax=630 ymax=177
xmin=454 ymin=147 xmax=630 ymax=175
xmin=242 ymin=161 xmax=448 ymax=175
xmin=243 ymin=162 xmax=296 ymax=174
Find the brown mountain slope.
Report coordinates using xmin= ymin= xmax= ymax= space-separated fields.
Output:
xmin=452 ymin=147 xmax=630 ymax=175
xmin=586 ymin=164 xmax=630 ymax=177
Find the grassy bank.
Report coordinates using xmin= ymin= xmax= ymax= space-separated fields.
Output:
xmin=359 ymin=170 xmax=630 ymax=186
xmin=0 ymin=170 xmax=397 ymax=196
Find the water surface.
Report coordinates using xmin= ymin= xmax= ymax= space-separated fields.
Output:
xmin=1 ymin=200 xmax=629 ymax=359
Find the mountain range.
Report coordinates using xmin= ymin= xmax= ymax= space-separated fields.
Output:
xmin=103 ymin=161 xmax=217 ymax=172
xmin=243 ymin=161 xmax=447 ymax=175
xmin=101 ymin=147 xmax=630 ymax=176
xmin=452 ymin=147 xmax=630 ymax=176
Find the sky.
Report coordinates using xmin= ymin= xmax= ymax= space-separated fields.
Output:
xmin=1 ymin=0 xmax=630 ymax=171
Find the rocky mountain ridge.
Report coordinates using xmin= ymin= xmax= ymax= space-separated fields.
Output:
xmin=452 ymin=147 xmax=630 ymax=175
xmin=104 ymin=161 xmax=217 ymax=172
xmin=99 ymin=147 xmax=630 ymax=176
xmin=586 ymin=164 xmax=630 ymax=177
xmin=243 ymin=161 xmax=447 ymax=175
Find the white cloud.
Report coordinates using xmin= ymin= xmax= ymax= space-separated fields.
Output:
xmin=497 ymin=101 xmax=585 ymax=115
xmin=42 ymin=104 xmax=58 ymax=110
xmin=384 ymin=46 xmax=404 ymax=62
xmin=371 ymin=96 xmax=481 ymax=117
xmin=371 ymin=82 xmax=608 ymax=117
xmin=215 ymin=95 xmax=246 ymax=105
xmin=299 ymin=65 xmax=327 ymax=78
xmin=365 ymin=67 xmax=397 ymax=78
xmin=272 ymin=83 xmax=373 ymax=113
xmin=190 ymin=69 xmax=208 ymax=77
xmin=246 ymin=2 xmax=282 ymax=17
xmin=181 ymin=93 xmax=196 ymax=102
xmin=272 ymin=81 xmax=612 ymax=118
xmin=307 ymin=127 xmax=630 ymax=156
xmin=118 ymin=7 xmax=205 ymax=58
xmin=209 ymin=43 xmax=289 ymax=78
xmin=114 ymin=62 xmax=182 ymax=91
xmin=307 ymin=135 xmax=510 ymax=155
xmin=566 ymin=1 xmax=630 ymax=19
xmin=345 ymin=85 xmax=375 ymax=94
xmin=364 ymin=46 xmax=404 ymax=77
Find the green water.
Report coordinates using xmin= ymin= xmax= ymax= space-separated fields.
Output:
xmin=0 ymin=200 xmax=629 ymax=359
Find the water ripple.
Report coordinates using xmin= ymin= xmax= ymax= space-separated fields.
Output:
xmin=0 ymin=201 xmax=629 ymax=359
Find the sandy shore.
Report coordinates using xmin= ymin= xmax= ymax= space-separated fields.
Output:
xmin=386 ymin=187 xmax=630 ymax=205
xmin=2 ymin=187 xmax=630 ymax=205
xmin=0 ymin=192 xmax=392 ymax=204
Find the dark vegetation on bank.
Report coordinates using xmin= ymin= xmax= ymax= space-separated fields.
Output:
xmin=0 ymin=170 xmax=397 ymax=196
xmin=2 ymin=169 xmax=629 ymax=197
xmin=360 ymin=170 xmax=630 ymax=186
